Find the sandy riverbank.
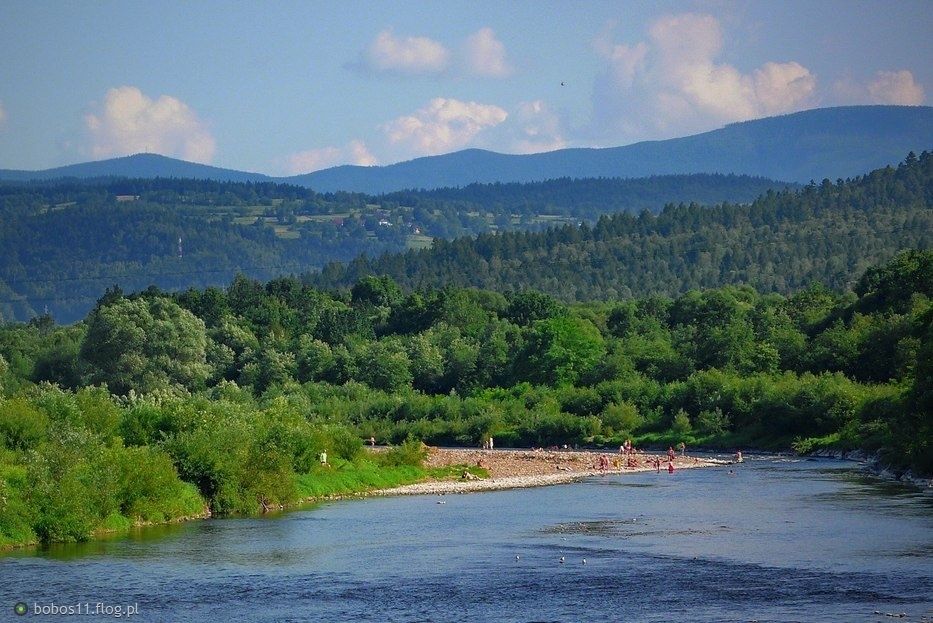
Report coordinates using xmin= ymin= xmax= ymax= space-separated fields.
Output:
xmin=377 ymin=447 xmax=722 ymax=496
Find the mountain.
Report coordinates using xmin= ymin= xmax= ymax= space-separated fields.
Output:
xmin=309 ymin=152 xmax=933 ymax=299
xmin=293 ymin=106 xmax=933 ymax=192
xmin=0 ymin=153 xmax=272 ymax=184
xmin=2 ymin=106 xmax=930 ymax=193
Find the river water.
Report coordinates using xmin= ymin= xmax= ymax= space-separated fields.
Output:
xmin=1 ymin=456 xmax=930 ymax=622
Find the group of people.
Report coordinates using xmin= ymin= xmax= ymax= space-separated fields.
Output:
xmin=481 ymin=436 xmax=495 ymax=450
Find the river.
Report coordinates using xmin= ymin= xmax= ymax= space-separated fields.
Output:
xmin=1 ymin=456 xmax=930 ymax=622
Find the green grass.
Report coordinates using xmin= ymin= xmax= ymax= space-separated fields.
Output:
xmin=406 ymin=234 xmax=434 ymax=250
xmin=295 ymin=459 xmax=426 ymax=498
xmin=294 ymin=459 xmax=488 ymax=500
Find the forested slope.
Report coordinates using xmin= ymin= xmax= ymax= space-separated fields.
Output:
xmin=312 ymin=152 xmax=932 ymax=299
xmin=0 ymin=174 xmax=785 ymax=323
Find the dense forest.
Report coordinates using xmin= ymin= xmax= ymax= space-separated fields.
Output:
xmin=0 ymin=174 xmax=784 ymax=323
xmin=312 ymin=152 xmax=932 ymax=299
xmin=1 ymin=249 xmax=930 ymax=546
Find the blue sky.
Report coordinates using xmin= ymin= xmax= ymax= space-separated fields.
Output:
xmin=0 ymin=0 xmax=930 ymax=174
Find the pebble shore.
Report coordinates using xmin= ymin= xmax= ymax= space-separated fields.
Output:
xmin=377 ymin=447 xmax=720 ymax=496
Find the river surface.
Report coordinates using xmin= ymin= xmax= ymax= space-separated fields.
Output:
xmin=1 ymin=456 xmax=931 ymax=622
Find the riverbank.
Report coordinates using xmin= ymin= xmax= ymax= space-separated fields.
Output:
xmin=377 ymin=447 xmax=721 ymax=496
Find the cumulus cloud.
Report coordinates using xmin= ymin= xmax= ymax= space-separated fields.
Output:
xmin=592 ymin=13 xmax=816 ymax=141
xmin=507 ymin=100 xmax=567 ymax=153
xmin=381 ymin=97 xmax=507 ymax=156
xmin=85 ymin=86 xmax=215 ymax=162
xmin=832 ymin=69 xmax=925 ymax=106
xmin=361 ymin=29 xmax=450 ymax=75
xmin=463 ymin=27 xmax=512 ymax=78
xmin=868 ymin=70 xmax=925 ymax=105
xmin=285 ymin=140 xmax=376 ymax=174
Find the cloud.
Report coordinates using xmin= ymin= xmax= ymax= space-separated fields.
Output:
xmin=592 ymin=13 xmax=816 ymax=141
xmin=381 ymin=97 xmax=507 ymax=156
xmin=868 ymin=70 xmax=925 ymax=105
xmin=463 ymin=27 xmax=512 ymax=78
xmin=0 ymin=101 xmax=6 ymax=127
xmin=832 ymin=69 xmax=925 ymax=106
xmin=507 ymin=100 xmax=567 ymax=153
xmin=85 ymin=86 xmax=215 ymax=162
xmin=361 ymin=29 xmax=450 ymax=75
xmin=285 ymin=140 xmax=376 ymax=174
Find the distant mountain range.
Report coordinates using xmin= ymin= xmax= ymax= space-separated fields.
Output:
xmin=2 ymin=105 xmax=931 ymax=193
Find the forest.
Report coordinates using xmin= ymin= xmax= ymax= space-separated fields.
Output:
xmin=1 ymin=248 xmax=930 ymax=546
xmin=312 ymin=152 xmax=932 ymax=299
xmin=0 ymin=173 xmax=784 ymax=323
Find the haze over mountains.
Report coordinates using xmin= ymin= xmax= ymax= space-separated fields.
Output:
xmin=2 ymin=106 xmax=931 ymax=193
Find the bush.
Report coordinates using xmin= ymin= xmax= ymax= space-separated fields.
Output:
xmin=379 ymin=437 xmax=428 ymax=467
xmin=0 ymin=397 xmax=49 ymax=451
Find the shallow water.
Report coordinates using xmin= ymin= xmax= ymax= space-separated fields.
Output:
xmin=2 ymin=457 xmax=931 ymax=622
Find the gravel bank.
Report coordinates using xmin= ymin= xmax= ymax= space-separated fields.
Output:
xmin=376 ymin=447 xmax=719 ymax=496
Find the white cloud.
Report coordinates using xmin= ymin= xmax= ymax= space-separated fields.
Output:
xmin=363 ymin=29 xmax=450 ymax=75
xmin=0 ymin=101 xmax=6 ymax=127
xmin=463 ymin=27 xmax=512 ymax=78
xmin=286 ymin=140 xmax=376 ymax=174
xmin=592 ymin=13 xmax=816 ymax=141
xmin=381 ymin=97 xmax=507 ymax=156
xmin=832 ymin=69 xmax=925 ymax=106
xmin=868 ymin=70 xmax=925 ymax=105
xmin=508 ymin=100 xmax=567 ymax=154
xmin=85 ymin=86 xmax=215 ymax=162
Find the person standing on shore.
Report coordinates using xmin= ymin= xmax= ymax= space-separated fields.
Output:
xmin=668 ymin=446 xmax=675 ymax=462
xmin=679 ymin=442 xmax=686 ymax=457
xmin=489 ymin=436 xmax=494 ymax=450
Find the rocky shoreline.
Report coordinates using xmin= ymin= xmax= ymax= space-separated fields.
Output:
xmin=377 ymin=447 xmax=722 ymax=496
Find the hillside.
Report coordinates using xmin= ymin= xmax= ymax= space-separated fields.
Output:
xmin=0 ymin=153 xmax=272 ymax=184
xmin=296 ymin=106 xmax=933 ymax=192
xmin=2 ymin=106 xmax=930 ymax=193
xmin=0 ymin=173 xmax=781 ymax=323
xmin=309 ymin=152 xmax=933 ymax=299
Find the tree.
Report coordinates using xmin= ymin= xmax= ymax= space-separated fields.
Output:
xmin=79 ymin=296 xmax=210 ymax=395
xmin=520 ymin=316 xmax=605 ymax=386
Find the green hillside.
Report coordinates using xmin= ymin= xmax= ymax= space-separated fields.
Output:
xmin=311 ymin=152 xmax=933 ymax=299
xmin=0 ymin=174 xmax=784 ymax=323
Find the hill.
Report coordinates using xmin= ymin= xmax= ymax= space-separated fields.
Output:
xmin=309 ymin=152 xmax=933 ymax=299
xmin=0 ymin=153 xmax=272 ymax=184
xmin=0 ymin=173 xmax=783 ymax=323
xmin=2 ymin=106 xmax=930 ymax=193
xmin=294 ymin=106 xmax=933 ymax=192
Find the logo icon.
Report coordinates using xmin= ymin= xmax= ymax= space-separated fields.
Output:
xmin=14 ymin=602 xmax=28 ymax=616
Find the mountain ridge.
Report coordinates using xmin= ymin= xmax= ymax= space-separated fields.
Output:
xmin=2 ymin=105 xmax=931 ymax=193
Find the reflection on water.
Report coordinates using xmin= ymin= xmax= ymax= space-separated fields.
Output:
xmin=1 ymin=458 xmax=930 ymax=622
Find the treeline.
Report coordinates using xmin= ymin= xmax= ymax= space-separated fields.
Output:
xmin=0 ymin=173 xmax=788 ymax=323
xmin=2 ymin=250 xmax=930 ymax=497
xmin=311 ymin=152 xmax=932 ymax=299
xmin=381 ymin=174 xmax=786 ymax=220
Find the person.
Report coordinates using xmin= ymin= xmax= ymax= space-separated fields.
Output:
xmin=489 ymin=436 xmax=494 ymax=450
xmin=369 ymin=436 xmax=376 ymax=447
xmin=320 ymin=450 xmax=328 ymax=465
xmin=735 ymin=450 xmax=743 ymax=463
xmin=679 ymin=442 xmax=686 ymax=457
xmin=668 ymin=446 xmax=675 ymax=462
xmin=655 ymin=457 xmax=661 ymax=473
xmin=668 ymin=460 xmax=674 ymax=474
